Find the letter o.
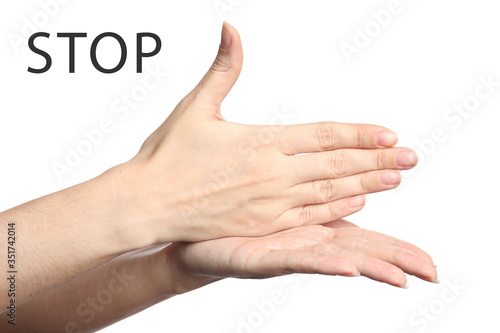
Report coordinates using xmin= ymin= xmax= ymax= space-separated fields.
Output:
xmin=91 ymin=33 xmax=127 ymax=74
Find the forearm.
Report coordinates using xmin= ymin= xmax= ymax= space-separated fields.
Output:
xmin=4 ymin=244 xmax=181 ymax=332
xmin=0 ymin=165 xmax=154 ymax=304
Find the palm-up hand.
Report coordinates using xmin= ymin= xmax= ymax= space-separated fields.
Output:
xmin=165 ymin=219 xmax=437 ymax=292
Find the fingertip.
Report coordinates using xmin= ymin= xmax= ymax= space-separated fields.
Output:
xmin=220 ymin=22 xmax=233 ymax=49
xmin=391 ymin=274 xmax=408 ymax=289
xmin=380 ymin=170 xmax=401 ymax=186
xmin=395 ymin=149 xmax=418 ymax=169
xmin=412 ymin=270 xmax=439 ymax=285
xmin=194 ymin=21 xmax=243 ymax=112
xmin=386 ymin=267 xmax=408 ymax=289
xmin=220 ymin=21 xmax=241 ymax=51
xmin=422 ymin=265 xmax=440 ymax=284
xmin=376 ymin=131 xmax=399 ymax=147
xmin=346 ymin=195 xmax=366 ymax=208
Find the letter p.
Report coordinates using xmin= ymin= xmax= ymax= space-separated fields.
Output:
xmin=137 ymin=33 xmax=161 ymax=73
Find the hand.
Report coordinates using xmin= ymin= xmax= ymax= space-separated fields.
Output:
xmin=164 ymin=219 xmax=437 ymax=293
xmin=114 ymin=23 xmax=418 ymax=243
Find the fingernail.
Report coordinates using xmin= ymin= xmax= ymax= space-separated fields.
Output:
xmin=435 ymin=277 xmax=440 ymax=284
xmin=396 ymin=150 xmax=418 ymax=168
xmin=354 ymin=271 xmax=361 ymax=277
xmin=404 ymin=281 xmax=409 ymax=289
xmin=220 ymin=22 xmax=232 ymax=49
xmin=380 ymin=171 xmax=401 ymax=185
xmin=347 ymin=195 xmax=366 ymax=208
xmin=377 ymin=131 xmax=398 ymax=147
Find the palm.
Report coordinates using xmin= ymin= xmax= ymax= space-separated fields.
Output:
xmin=169 ymin=220 xmax=437 ymax=288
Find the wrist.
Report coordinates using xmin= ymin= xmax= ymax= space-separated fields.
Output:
xmin=94 ymin=163 xmax=160 ymax=252
xmin=155 ymin=243 xmax=220 ymax=297
xmin=108 ymin=156 xmax=194 ymax=244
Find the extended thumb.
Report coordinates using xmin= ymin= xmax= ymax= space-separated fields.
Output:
xmin=193 ymin=22 xmax=243 ymax=109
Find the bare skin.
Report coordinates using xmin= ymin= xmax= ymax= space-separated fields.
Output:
xmin=123 ymin=23 xmax=416 ymax=244
xmin=0 ymin=22 xmax=419 ymax=308
xmin=9 ymin=219 xmax=436 ymax=332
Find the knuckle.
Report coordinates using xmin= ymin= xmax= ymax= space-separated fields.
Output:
xmin=353 ymin=126 xmax=363 ymax=147
xmin=318 ymin=179 xmax=336 ymax=202
xmin=249 ymin=159 xmax=282 ymax=185
xmin=245 ymin=220 xmax=262 ymax=237
xmin=210 ymin=55 xmax=232 ymax=73
xmin=315 ymin=123 xmax=337 ymax=150
xmin=329 ymin=151 xmax=349 ymax=177
xmin=353 ymin=126 xmax=364 ymax=147
xmin=327 ymin=201 xmax=338 ymax=219
xmin=298 ymin=205 xmax=314 ymax=226
xmin=237 ymin=215 xmax=260 ymax=236
xmin=359 ymin=174 xmax=372 ymax=192
xmin=374 ymin=151 xmax=387 ymax=170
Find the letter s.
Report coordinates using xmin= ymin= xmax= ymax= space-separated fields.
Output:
xmin=28 ymin=32 xmax=52 ymax=74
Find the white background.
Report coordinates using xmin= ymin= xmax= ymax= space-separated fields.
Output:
xmin=1 ymin=0 xmax=499 ymax=332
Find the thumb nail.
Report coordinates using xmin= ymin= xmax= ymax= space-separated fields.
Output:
xmin=220 ymin=22 xmax=232 ymax=50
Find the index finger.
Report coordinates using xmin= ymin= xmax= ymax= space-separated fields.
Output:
xmin=275 ymin=122 xmax=398 ymax=155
